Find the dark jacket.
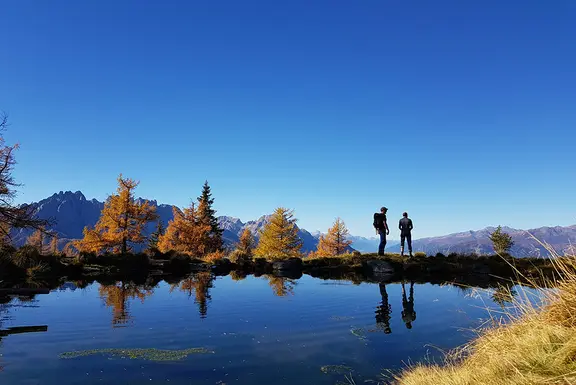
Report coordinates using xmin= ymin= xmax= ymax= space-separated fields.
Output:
xmin=399 ymin=217 xmax=413 ymax=235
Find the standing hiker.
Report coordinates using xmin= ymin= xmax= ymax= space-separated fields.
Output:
xmin=399 ymin=212 xmax=413 ymax=257
xmin=373 ymin=207 xmax=389 ymax=256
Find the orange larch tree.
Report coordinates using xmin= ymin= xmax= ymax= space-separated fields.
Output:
xmin=74 ymin=175 xmax=157 ymax=254
xmin=158 ymin=203 xmax=211 ymax=257
xmin=25 ymin=228 xmax=45 ymax=254
xmin=314 ymin=217 xmax=353 ymax=256
xmin=254 ymin=207 xmax=303 ymax=260
xmin=49 ymin=234 xmax=59 ymax=254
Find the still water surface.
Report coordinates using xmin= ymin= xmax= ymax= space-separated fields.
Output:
xmin=0 ymin=273 xmax=531 ymax=384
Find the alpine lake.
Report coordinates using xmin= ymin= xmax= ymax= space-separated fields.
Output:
xmin=0 ymin=271 xmax=540 ymax=385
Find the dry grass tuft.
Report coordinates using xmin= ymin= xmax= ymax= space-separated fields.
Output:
xmin=393 ymin=246 xmax=576 ymax=385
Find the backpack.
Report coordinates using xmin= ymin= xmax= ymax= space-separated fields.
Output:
xmin=373 ymin=213 xmax=386 ymax=229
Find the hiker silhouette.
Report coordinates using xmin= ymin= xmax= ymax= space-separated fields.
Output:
xmin=375 ymin=283 xmax=392 ymax=334
xmin=401 ymin=281 xmax=416 ymax=329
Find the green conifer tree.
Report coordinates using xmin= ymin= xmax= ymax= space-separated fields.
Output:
xmin=489 ymin=225 xmax=514 ymax=255
xmin=148 ymin=220 xmax=165 ymax=251
xmin=197 ymin=181 xmax=223 ymax=252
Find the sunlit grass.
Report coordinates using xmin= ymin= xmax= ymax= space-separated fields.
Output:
xmin=392 ymin=243 xmax=576 ymax=385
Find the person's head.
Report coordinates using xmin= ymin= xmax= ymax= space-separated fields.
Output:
xmin=380 ymin=207 xmax=388 ymax=214
xmin=403 ymin=212 xmax=408 ymax=218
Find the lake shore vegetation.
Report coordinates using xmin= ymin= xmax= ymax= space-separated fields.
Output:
xmin=391 ymin=248 xmax=576 ymax=385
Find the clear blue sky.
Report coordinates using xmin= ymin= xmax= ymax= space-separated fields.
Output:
xmin=1 ymin=0 xmax=574 ymax=238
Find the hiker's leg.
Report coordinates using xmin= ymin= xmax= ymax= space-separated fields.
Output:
xmin=400 ymin=234 xmax=405 ymax=255
xmin=407 ymin=233 xmax=412 ymax=255
xmin=378 ymin=231 xmax=386 ymax=255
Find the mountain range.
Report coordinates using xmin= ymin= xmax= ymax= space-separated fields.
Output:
xmin=11 ymin=191 xmax=576 ymax=257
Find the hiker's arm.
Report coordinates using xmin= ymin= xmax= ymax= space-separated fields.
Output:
xmin=399 ymin=220 xmax=402 ymax=230
xmin=385 ymin=220 xmax=389 ymax=235
xmin=409 ymin=220 xmax=413 ymax=230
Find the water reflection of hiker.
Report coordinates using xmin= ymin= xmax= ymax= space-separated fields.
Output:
xmin=375 ymin=283 xmax=392 ymax=334
xmin=401 ymin=281 xmax=416 ymax=329
xmin=373 ymin=207 xmax=389 ymax=256
xmin=399 ymin=212 xmax=413 ymax=257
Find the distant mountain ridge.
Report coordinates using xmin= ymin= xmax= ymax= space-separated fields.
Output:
xmin=11 ymin=191 xmax=576 ymax=257
xmin=386 ymin=225 xmax=576 ymax=257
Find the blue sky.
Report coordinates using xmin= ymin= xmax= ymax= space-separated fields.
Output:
xmin=1 ymin=0 xmax=574 ymax=238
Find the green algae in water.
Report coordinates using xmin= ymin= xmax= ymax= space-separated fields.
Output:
xmin=320 ymin=364 xmax=353 ymax=374
xmin=329 ymin=315 xmax=355 ymax=321
xmin=59 ymin=347 xmax=214 ymax=361
xmin=350 ymin=327 xmax=367 ymax=341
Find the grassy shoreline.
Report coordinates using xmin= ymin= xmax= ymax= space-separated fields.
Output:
xmin=391 ymin=252 xmax=576 ymax=385
xmin=0 ymin=248 xmax=567 ymax=287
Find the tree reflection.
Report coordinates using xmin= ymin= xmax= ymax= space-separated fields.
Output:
xmin=0 ymin=298 xmax=6 ymax=372
xmin=230 ymin=270 xmax=247 ymax=281
xmin=170 ymin=272 xmax=215 ymax=319
xmin=491 ymin=284 xmax=518 ymax=308
xmin=375 ymin=283 xmax=392 ymax=334
xmin=98 ymin=282 xmax=155 ymax=326
xmin=264 ymin=275 xmax=296 ymax=297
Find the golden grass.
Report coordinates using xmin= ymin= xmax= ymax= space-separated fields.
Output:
xmin=393 ymin=246 xmax=576 ymax=385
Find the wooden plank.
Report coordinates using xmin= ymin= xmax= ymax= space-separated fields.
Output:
xmin=0 ymin=288 xmax=50 ymax=295
xmin=0 ymin=325 xmax=48 ymax=337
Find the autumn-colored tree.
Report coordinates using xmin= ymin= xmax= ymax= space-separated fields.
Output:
xmin=63 ymin=242 xmax=78 ymax=257
xmin=74 ymin=175 xmax=157 ymax=254
xmin=237 ymin=228 xmax=255 ymax=255
xmin=230 ymin=228 xmax=255 ymax=264
xmin=99 ymin=282 xmax=154 ymax=326
xmin=147 ymin=220 xmax=164 ymax=252
xmin=254 ymin=208 xmax=303 ymax=260
xmin=196 ymin=181 xmax=223 ymax=253
xmin=158 ymin=204 xmax=210 ymax=256
xmin=314 ymin=218 xmax=353 ymax=256
xmin=0 ymin=113 xmax=48 ymax=244
xmin=49 ymin=234 xmax=59 ymax=255
xmin=25 ymin=229 xmax=44 ymax=254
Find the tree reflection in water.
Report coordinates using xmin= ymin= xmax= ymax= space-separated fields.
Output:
xmin=170 ymin=272 xmax=215 ymax=319
xmin=98 ymin=282 xmax=155 ymax=326
xmin=264 ymin=275 xmax=296 ymax=297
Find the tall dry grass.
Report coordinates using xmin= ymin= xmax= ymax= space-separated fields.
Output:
xmin=393 ymin=243 xmax=576 ymax=385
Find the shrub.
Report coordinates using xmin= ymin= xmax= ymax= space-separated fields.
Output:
xmin=414 ymin=252 xmax=427 ymax=258
xmin=165 ymin=254 xmax=191 ymax=272
xmin=26 ymin=262 xmax=49 ymax=278
xmin=204 ymin=250 xmax=226 ymax=264
xmin=229 ymin=249 xmax=252 ymax=265
xmin=435 ymin=252 xmax=446 ymax=258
